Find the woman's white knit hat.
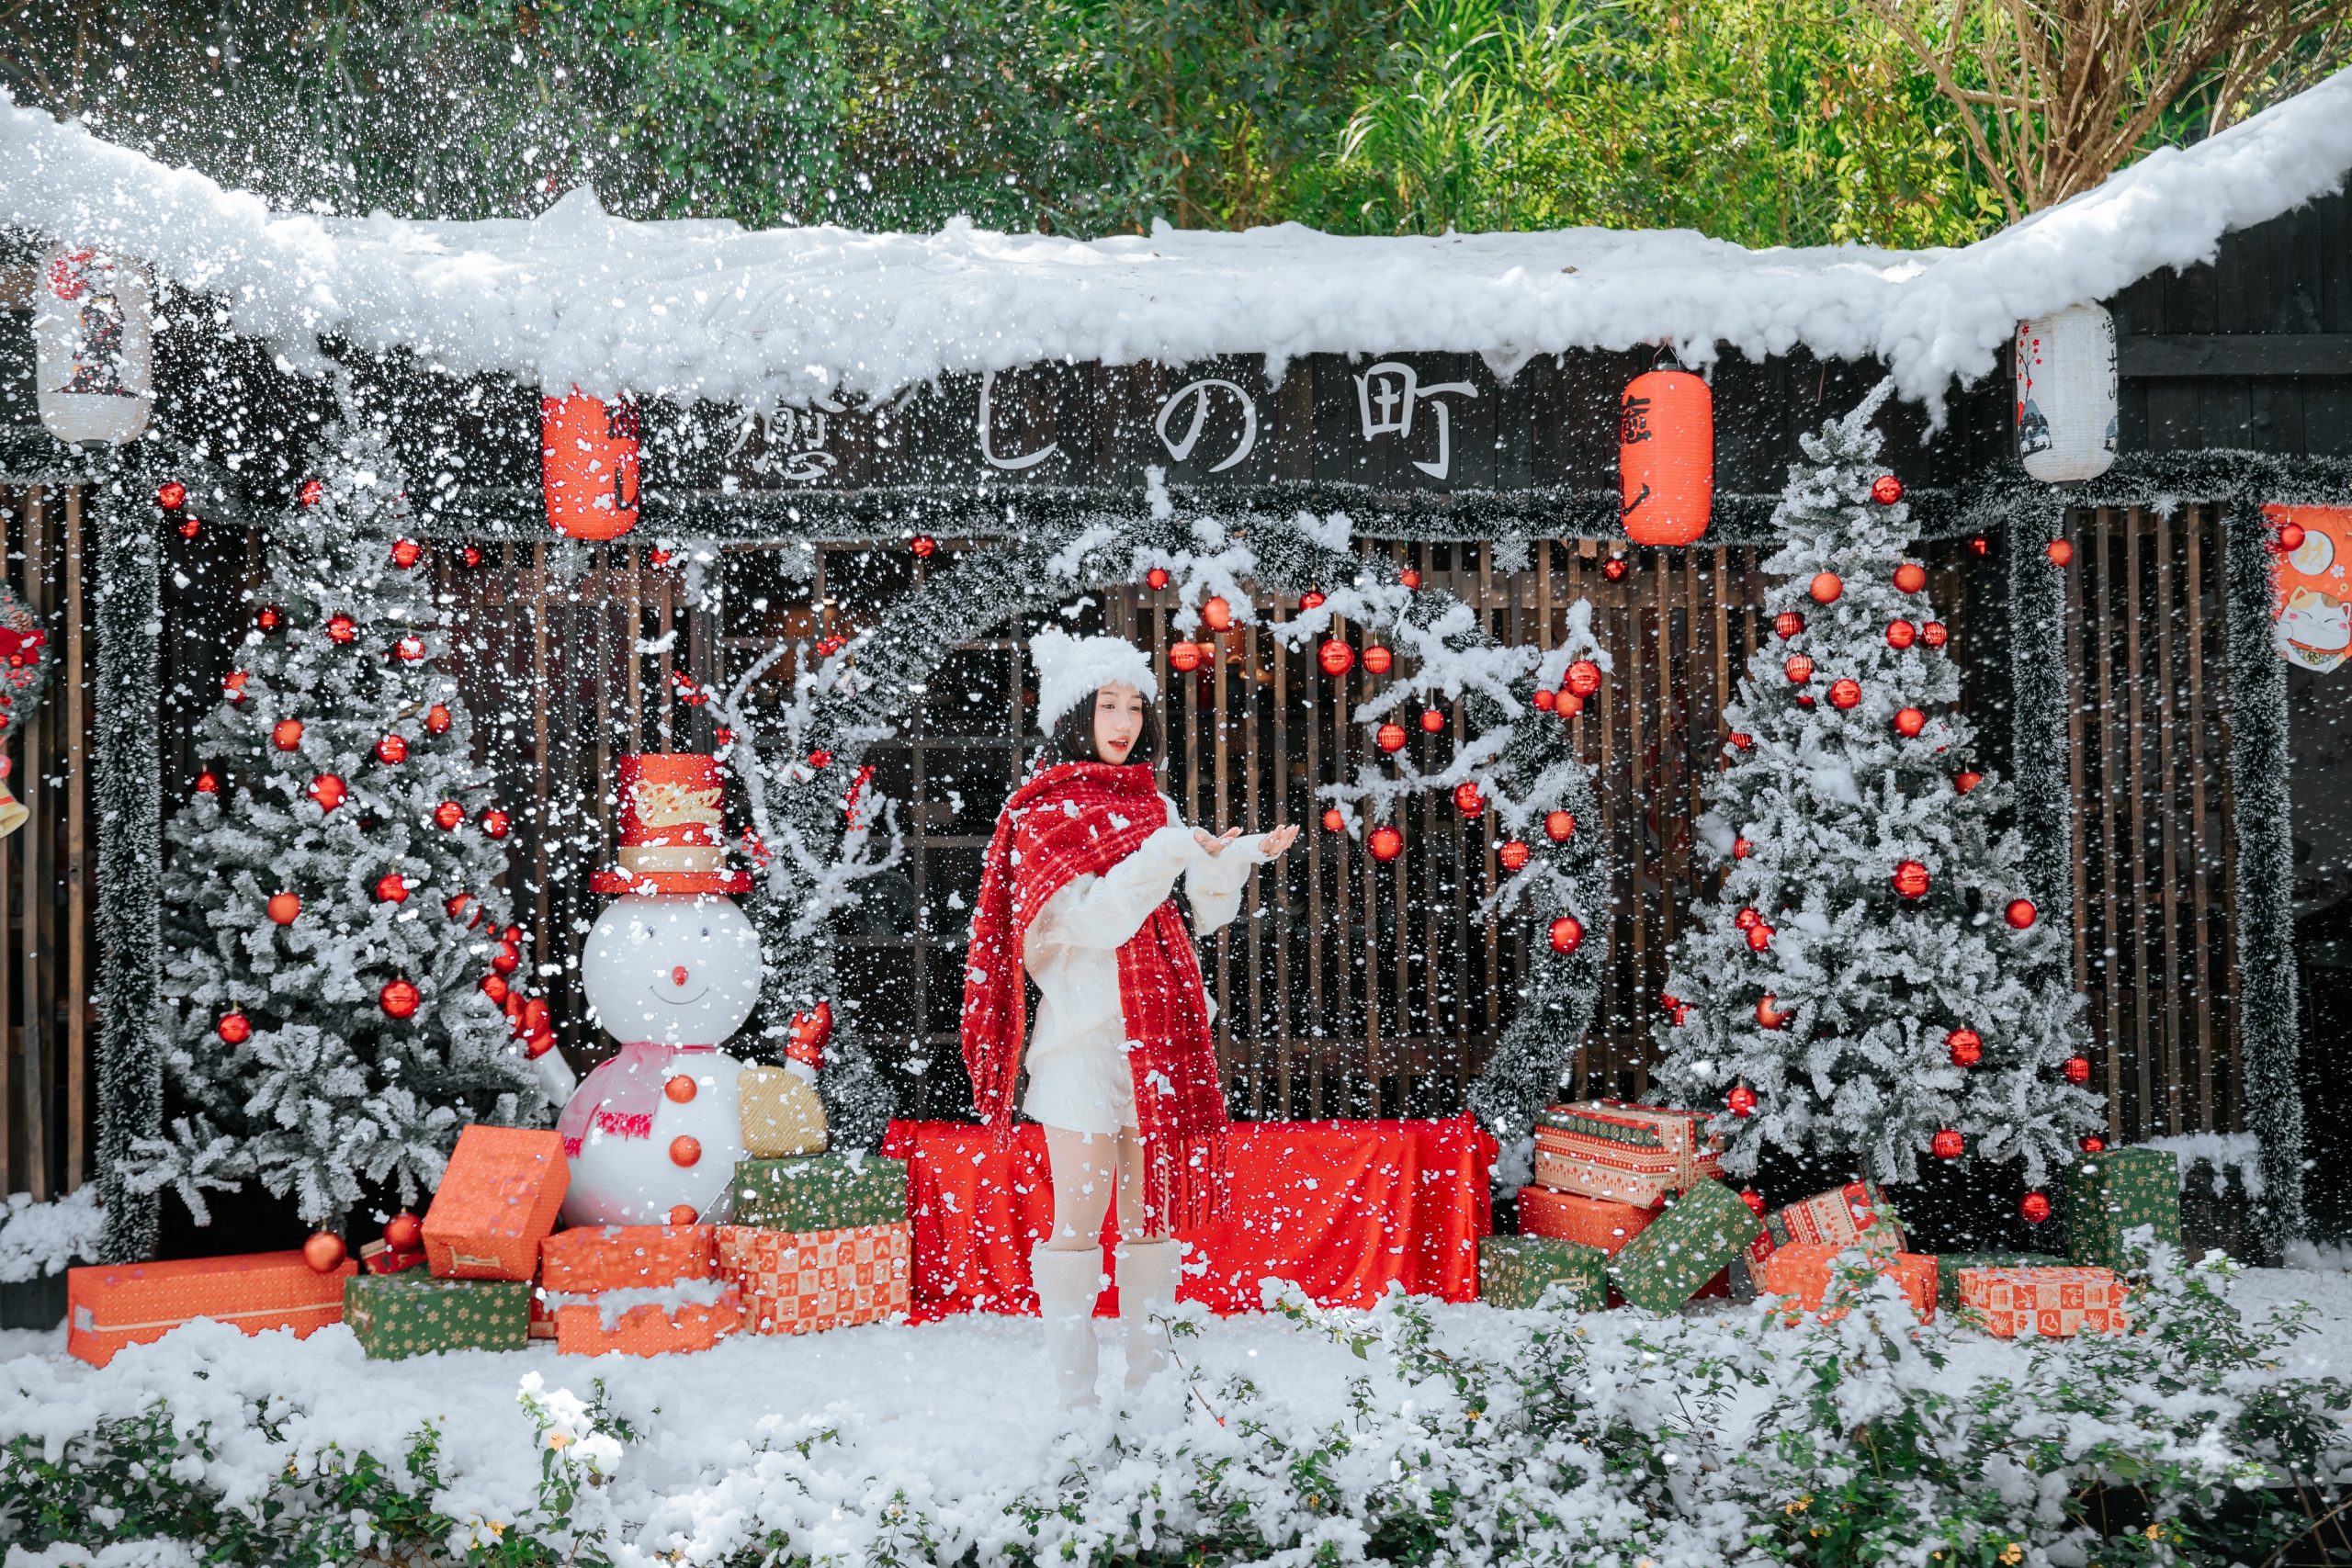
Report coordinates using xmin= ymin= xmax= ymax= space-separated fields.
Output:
xmin=1031 ymin=628 xmax=1159 ymax=734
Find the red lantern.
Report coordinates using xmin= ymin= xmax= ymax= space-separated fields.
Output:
xmin=1746 ymin=924 xmax=1773 ymax=953
xmin=390 ymin=538 xmax=423 ymax=570
xmin=1399 ymin=569 xmax=1421 ymax=591
xmin=1146 ymin=568 xmax=1170 ymax=591
xmin=1419 ymin=708 xmax=1447 ymax=734
xmin=2005 ymin=897 xmax=2039 ymax=929
xmin=1783 ymin=654 xmax=1815 ymax=685
xmin=1532 ymin=689 xmax=1557 ymax=712
xmin=1922 ymin=622 xmax=1949 ymax=649
xmin=1548 ymin=915 xmax=1585 ymax=954
xmin=374 ymin=873 xmax=408 ymax=904
xmin=1544 ymin=810 xmax=1576 ymax=842
xmin=910 ymin=535 xmax=938 ymax=559
xmin=303 ymin=1232 xmax=347 ymax=1273
xmin=669 ymin=1134 xmax=703 ymax=1168
xmin=1363 ymin=645 xmax=1394 ymax=675
xmin=2020 ymin=1191 xmax=2052 ymax=1224
xmin=1376 ymin=722 xmax=1408 ymax=753
xmin=1930 ymin=1129 xmax=1964 ymax=1160
xmin=2081 ymin=1135 xmax=2107 ymax=1154
xmin=217 ymin=1010 xmax=251 ymax=1044
xmin=2063 ymin=1055 xmax=2091 ymax=1085
xmin=1773 ymin=611 xmax=1804 ymax=639
xmin=1956 ymin=771 xmax=1984 ymax=795
xmin=379 ymin=978 xmax=421 ymax=1020
xmin=1318 ymin=639 xmax=1355 ymax=677
xmin=157 ymin=480 xmax=187 ymax=511
xmin=1565 ymin=659 xmax=1603 ymax=697
xmin=1498 ymin=840 xmax=1531 ymax=871
xmin=1299 ymin=591 xmax=1326 ymax=611
xmin=1829 ymin=678 xmax=1861 ymax=710
xmin=1808 ymin=571 xmax=1843 ymax=604
xmin=271 ymin=717 xmax=304 ymax=751
xmin=1886 ymin=619 xmax=1917 ymax=649
xmin=1727 ymin=1084 xmax=1758 ymax=1118
xmin=1452 ymin=782 xmax=1485 ymax=818
xmin=1169 ymin=641 xmax=1204 ymax=673
xmin=1320 ymin=807 xmax=1346 ymax=833
xmin=1602 ymin=558 xmax=1629 ymax=581
xmin=1756 ymin=994 xmax=1792 ymax=1029
xmin=481 ymin=808 xmax=512 ymax=840
xmin=432 ymin=801 xmax=464 ymax=830
xmin=541 ymin=389 xmax=640 ymax=539
xmin=1892 ymin=859 xmax=1930 ymax=898
xmin=195 ymin=771 xmax=220 ymax=795
xmin=307 ymin=773 xmax=347 ymax=812
xmin=1368 ymin=824 xmax=1405 ymax=863
xmin=266 ymin=891 xmax=301 ymax=926
xmin=2046 ymin=539 xmax=2075 ymax=568
xmin=1618 ymin=368 xmax=1713 ymax=546
xmin=1947 ymin=1027 xmax=1983 ymax=1067
xmin=1201 ymin=596 xmax=1233 ymax=632
xmin=1893 ymin=707 xmax=1927 ymax=738
xmin=1894 ymin=562 xmax=1928 ymax=594
xmin=1732 ymin=837 xmax=1753 ymax=859
xmin=1871 ymin=475 xmax=1905 ymax=506
xmin=424 ymin=705 xmax=452 ymax=736
xmin=375 ymin=734 xmax=409 ymax=765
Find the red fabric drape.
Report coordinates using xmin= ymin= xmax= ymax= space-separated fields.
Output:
xmin=879 ymin=1116 xmax=1494 ymax=1318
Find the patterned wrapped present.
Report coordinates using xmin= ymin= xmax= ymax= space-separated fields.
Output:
xmin=1477 ymin=1235 xmax=1609 ymax=1310
xmin=423 ymin=1124 xmax=569 ymax=1280
xmin=1516 ymin=1186 xmax=1660 ymax=1256
xmin=731 ymin=1154 xmax=909 ymax=1233
xmin=344 ymin=1271 xmax=530 ymax=1358
xmin=1606 ymin=1180 xmax=1762 ymax=1313
xmin=1957 ymin=1264 xmax=2128 ymax=1338
xmin=1933 ymin=1251 xmax=2057 ymax=1310
xmin=1533 ymin=1101 xmax=1724 ymax=1207
xmin=68 ymin=1250 xmax=356 ymax=1369
xmin=554 ymin=1286 xmax=742 ymax=1357
xmin=1765 ymin=1180 xmax=1901 ymax=1253
xmin=539 ymin=1224 xmax=716 ymax=1295
xmin=1756 ymin=1244 xmax=1937 ymax=1323
xmin=2065 ymin=1149 xmax=2182 ymax=1272
xmin=717 ymin=1223 xmax=910 ymax=1334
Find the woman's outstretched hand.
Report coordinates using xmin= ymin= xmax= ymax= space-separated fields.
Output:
xmin=1192 ymin=827 xmax=1245 ymax=856
xmin=1256 ymin=824 xmax=1300 ymax=859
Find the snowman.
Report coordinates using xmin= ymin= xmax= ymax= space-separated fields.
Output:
xmin=554 ymin=752 xmax=764 ymax=1226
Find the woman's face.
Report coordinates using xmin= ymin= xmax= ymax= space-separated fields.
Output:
xmin=1091 ymin=682 xmax=1145 ymax=763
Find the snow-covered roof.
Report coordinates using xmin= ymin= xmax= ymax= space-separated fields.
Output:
xmin=4 ymin=69 xmax=2349 ymax=413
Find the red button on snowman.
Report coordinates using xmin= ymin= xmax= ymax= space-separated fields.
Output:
xmin=554 ymin=753 xmax=763 ymax=1225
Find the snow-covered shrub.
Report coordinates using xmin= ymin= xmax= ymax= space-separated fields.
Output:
xmin=0 ymin=1188 xmax=104 ymax=1283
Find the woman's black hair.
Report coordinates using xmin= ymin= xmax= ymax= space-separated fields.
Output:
xmin=1038 ymin=684 xmax=1161 ymax=768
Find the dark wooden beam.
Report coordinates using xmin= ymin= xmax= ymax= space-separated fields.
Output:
xmin=2118 ymin=333 xmax=2352 ymax=378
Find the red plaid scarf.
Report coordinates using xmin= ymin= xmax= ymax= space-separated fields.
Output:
xmin=962 ymin=761 xmax=1228 ymax=1232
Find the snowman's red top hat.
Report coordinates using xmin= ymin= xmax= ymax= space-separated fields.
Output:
xmin=590 ymin=752 xmax=752 ymax=896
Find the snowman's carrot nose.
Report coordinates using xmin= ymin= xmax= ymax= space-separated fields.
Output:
xmin=673 ymin=964 xmax=689 ymax=987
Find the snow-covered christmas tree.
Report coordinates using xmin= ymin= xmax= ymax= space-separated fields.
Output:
xmin=135 ymin=423 xmax=553 ymax=1229
xmin=1653 ymin=383 xmax=2101 ymax=1192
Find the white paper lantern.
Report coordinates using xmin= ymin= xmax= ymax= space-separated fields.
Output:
xmin=33 ymin=246 xmax=153 ymax=447
xmin=2014 ymin=303 xmax=2117 ymax=482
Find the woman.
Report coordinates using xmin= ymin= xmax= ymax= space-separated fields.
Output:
xmin=963 ymin=628 xmax=1297 ymax=1409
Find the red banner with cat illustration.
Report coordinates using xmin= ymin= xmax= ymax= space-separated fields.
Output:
xmin=2269 ymin=505 xmax=2352 ymax=674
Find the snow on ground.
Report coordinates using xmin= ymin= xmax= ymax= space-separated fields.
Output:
xmin=3 ymin=68 xmax=2349 ymax=413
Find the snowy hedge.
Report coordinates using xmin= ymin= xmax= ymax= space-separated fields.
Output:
xmin=4 ymin=1248 xmax=2346 ymax=1567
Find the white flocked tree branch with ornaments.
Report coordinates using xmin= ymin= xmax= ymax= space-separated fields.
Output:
xmin=1653 ymin=382 xmax=2103 ymax=1211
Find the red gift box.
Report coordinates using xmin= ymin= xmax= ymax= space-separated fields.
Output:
xmin=423 ymin=1124 xmax=569 ymax=1281
xmin=1756 ymin=1244 xmax=1935 ymax=1324
xmin=68 ymin=1250 xmax=356 ymax=1368
xmin=718 ymin=1223 xmax=910 ymax=1335
xmin=1765 ymin=1179 xmax=1901 ymax=1253
xmin=1516 ymin=1186 xmax=1659 ymax=1256
xmin=1532 ymin=1101 xmax=1723 ymax=1207
xmin=1957 ymin=1265 xmax=2128 ymax=1338
xmin=554 ymin=1288 xmax=742 ymax=1357
xmin=539 ymin=1224 xmax=715 ymax=1295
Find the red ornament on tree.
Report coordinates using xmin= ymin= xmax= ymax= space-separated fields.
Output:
xmin=432 ymin=801 xmax=464 ymax=829
xmin=1772 ymin=611 xmax=1805 ymax=640
xmin=385 ymin=1212 xmax=423 ymax=1250
xmin=1783 ymin=654 xmax=1815 ymax=684
xmin=299 ymin=478 xmax=325 ymax=508
xmin=1299 ymin=591 xmax=1326 ymax=611
xmin=1728 ymin=731 xmax=1753 ymax=750
xmin=157 ymin=481 xmax=188 ymax=511
xmin=424 ymin=704 xmax=452 ymax=735
xmin=1363 ymin=645 xmax=1394 ymax=675
xmin=1318 ymin=639 xmax=1355 ymax=677
xmin=374 ymin=873 xmax=408 ymax=904
xmin=195 ymin=771 xmax=220 ymax=795
xmin=176 ymin=515 xmax=202 ymax=540
xmin=481 ymin=973 xmax=510 ymax=1004
xmin=1808 ymin=571 xmax=1843 ymax=604
xmin=1955 ymin=770 xmax=1984 ymax=794
xmin=2081 ymin=1134 xmax=2107 ymax=1154
xmin=257 ymin=605 xmax=283 ymax=634
xmin=1946 ymin=1027 xmax=1984 ymax=1067
xmin=1732 ymin=836 xmax=1753 ymax=858
xmin=1558 ymin=693 xmax=1586 ymax=716
xmin=217 ymin=1010 xmax=251 ymax=1044
xmin=2046 ymin=539 xmax=2075 ymax=568
xmin=808 ymin=749 xmax=833 ymax=771
xmin=375 ymin=734 xmax=409 ymax=765
xmin=1169 ymin=641 xmax=1204 ymax=673
xmin=1498 ymin=840 xmax=1531 ymax=872
xmin=1734 ymin=906 xmax=1761 ymax=930
xmin=481 ymin=808 xmax=512 ymax=840
xmin=1565 ymin=659 xmax=1604 ymax=697
xmin=303 ymin=1232 xmax=347 ymax=1273
xmin=1727 ymin=1084 xmax=1758 ymax=1118
xmin=1746 ymin=923 xmax=1773 ymax=953
xmin=325 ymin=614 xmax=357 ymax=645
xmin=2020 ymin=1191 xmax=2052 ymax=1224
xmin=1930 ymin=1129 xmax=1964 ymax=1159
xmin=266 ymin=891 xmax=301 ymax=926
xmin=1894 ymin=562 xmax=1928 ymax=594
xmin=1419 ymin=708 xmax=1447 ymax=734
xmin=2063 ymin=1055 xmax=2091 ymax=1085
xmin=1886 ymin=619 xmax=1917 ymax=649
xmin=1532 ymin=689 xmax=1557 ymax=712
xmin=1376 ymin=722 xmax=1408 ymax=753
xmin=1548 ymin=915 xmax=1585 ymax=954
xmin=307 ymin=773 xmax=347 ymax=812
xmin=1368 ymin=824 xmax=1405 ymax=863
xmin=1922 ymin=621 xmax=1949 ymax=648
xmin=1398 ymin=568 xmax=1422 ymax=591
xmin=462 ymin=545 xmax=485 ymax=569
xmin=910 ymin=535 xmax=937 ymax=558
xmin=1739 ymin=1189 xmax=1768 ymax=1217
xmin=379 ymin=978 xmax=421 ymax=1020
xmin=1871 ymin=475 xmax=1905 ymax=506
xmin=1320 ymin=807 xmax=1346 ymax=833
xmin=394 ymin=636 xmax=426 ymax=662
xmin=1201 ymin=596 xmax=1234 ymax=633
xmin=1893 ymin=707 xmax=1927 ymax=738
xmin=1892 ymin=859 xmax=1930 ymax=898
xmin=1146 ymin=568 xmax=1170 ymax=591
xmin=2005 ymin=897 xmax=2038 ymax=929
xmin=1601 ymin=558 xmax=1628 ymax=581
xmin=223 ymin=671 xmax=249 ymax=704
xmin=1756 ymin=994 xmax=1792 ymax=1029
xmin=1451 ymin=781 xmax=1485 ymax=818
xmin=390 ymin=538 xmax=423 ymax=570
xmin=1544 ymin=810 xmax=1576 ymax=841
xmin=1829 ymin=678 xmax=1861 ymax=709
xmin=445 ymin=893 xmax=477 ymax=923
xmin=492 ymin=942 xmax=520 ymax=976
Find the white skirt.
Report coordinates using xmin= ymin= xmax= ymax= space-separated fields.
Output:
xmin=1023 ymin=1021 xmax=1139 ymax=1136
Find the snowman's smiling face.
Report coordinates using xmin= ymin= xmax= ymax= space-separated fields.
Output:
xmin=582 ymin=893 xmax=762 ymax=1045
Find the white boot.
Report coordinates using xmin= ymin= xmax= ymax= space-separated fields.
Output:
xmin=1031 ymin=1245 xmax=1103 ymax=1410
xmin=1115 ymin=1239 xmax=1182 ymax=1391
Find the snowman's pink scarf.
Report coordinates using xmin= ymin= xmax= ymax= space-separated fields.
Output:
xmin=557 ymin=1042 xmax=717 ymax=1156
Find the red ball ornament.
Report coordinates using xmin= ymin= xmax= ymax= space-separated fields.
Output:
xmin=1922 ymin=621 xmax=1949 ymax=649
xmin=266 ymin=891 xmax=301 ymax=926
xmin=157 ymin=481 xmax=187 ymax=511
xmin=1727 ymin=1084 xmax=1758 ymax=1118
xmin=176 ymin=515 xmax=202 ymax=540
xmin=445 ymin=893 xmax=477 ymax=923
xmin=808 ymin=749 xmax=832 ymax=771
xmin=379 ymin=978 xmax=421 ymax=1020
xmin=1201 ymin=596 xmax=1234 ymax=633
xmin=1376 ymin=722 xmax=1408 ymax=753
xmin=375 ymin=734 xmax=409 ymax=765
xmin=1728 ymin=731 xmax=1753 ymax=750
xmin=1886 ymin=619 xmax=1917 ymax=649
xmin=1773 ymin=611 xmax=1805 ymax=639
xmin=1739 ymin=1189 xmax=1768 ymax=1217
xmin=2020 ymin=1191 xmax=2052 ymax=1224
xmin=2063 ymin=1055 xmax=2091 ymax=1086
xmin=1363 ymin=645 xmax=1394 ymax=675
xmin=300 ymin=479 xmax=325 ymax=509
xmin=385 ymin=1212 xmax=423 ymax=1250
xmin=271 ymin=718 xmax=304 ymax=752
xmin=307 ymin=773 xmax=347 ymax=812
xmin=1893 ymin=706 xmax=1927 ymax=738
xmin=1746 ymin=923 xmax=1773 ymax=952
xmin=394 ymin=636 xmax=426 ymax=662
xmin=1169 ymin=641 xmax=1204 ymax=673
xmin=1548 ymin=915 xmax=1585 ymax=954
xmin=462 ymin=545 xmax=485 ymax=569
xmin=1808 ymin=571 xmax=1843 ymax=604
xmin=666 ymin=1203 xmax=698 ymax=1226
xmin=390 ymin=538 xmax=423 ymax=570
xmin=217 ymin=1010 xmax=251 ymax=1044
xmin=1601 ymin=558 xmax=1628 ymax=582
xmin=1930 ymin=1129 xmax=1964 ymax=1160
xmin=1398 ymin=569 xmax=1422 ymax=591
xmin=481 ymin=973 xmax=510 ymax=1004
xmin=492 ymin=943 xmax=520 ymax=976
xmin=1368 ymin=825 xmax=1405 ymax=863
xmin=910 ymin=535 xmax=938 ymax=558
xmin=1544 ymin=810 xmax=1576 ymax=841
xmin=1419 ymin=708 xmax=1447 ymax=735
xmin=1783 ymin=654 xmax=1815 ymax=684
xmin=1558 ymin=692 xmax=1586 ymax=717
xmin=432 ymin=801 xmax=464 ymax=830
xmin=195 ymin=771 xmax=220 ymax=796
xmin=481 ymin=808 xmax=512 ymax=840
xmin=1871 ymin=475 xmax=1905 ymax=506
xmin=1955 ymin=770 xmax=1984 ymax=794
xmin=1565 ymin=660 xmax=1604 ymax=698
xmin=2046 ymin=539 xmax=2075 ymax=568
xmin=1894 ymin=562 xmax=1928 ymax=594
xmin=664 ymin=1074 xmax=698 ymax=1104
xmin=424 ymin=705 xmax=452 ymax=735
xmin=1318 ymin=639 xmax=1355 ymax=677
xmin=2004 ymin=897 xmax=2039 ymax=929
xmin=2276 ymin=521 xmax=2308 ymax=553
xmin=1299 ymin=591 xmax=1326 ymax=611
xmin=1146 ymin=568 xmax=1170 ymax=591
xmin=1756 ymin=994 xmax=1792 ymax=1030
xmin=1946 ymin=1027 xmax=1983 ymax=1067
xmin=1452 ymin=781 xmax=1486 ymax=818
xmin=1532 ymin=689 xmax=1557 ymax=712
xmin=670 ymin=1134 xmax=703 ymax=1168
xmin=374 ymin=873 xmax=408 ymax=904
xmin=1732 ymin=836 xmax=1753 ymax=859
xmin=303 ymin=1232 xmax=347 ymax=1273
xmin=1320 ymin=807 xmax=1346 ymax=833
xmin=325 ymin=614 xmax=358 ymax=645
xmin=1829 ymin=678 xmax=1861 ymax=710
xmin=1498 ymin=840 xmax=1531 ymax=872
xmin=257 ymin=605 xmax=283 ymax=634
xmin=1734 ymin=906 xmax=1761 ymax=930
xmin=223 ymin=671 xmax=249 ymax=704
xmin=2081 ymin=1135 xmax=2107 ymax=1154
xmin=1892 ymin=859 xmax=1930 ymax=898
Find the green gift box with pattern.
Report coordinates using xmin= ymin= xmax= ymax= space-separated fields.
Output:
xmin=731 ymin=1154 xmax=909 ymax=1232
xmin=344 ymin=1272 xmax=529 ymax=1359
xmin=1933 ymin=1251 xmax=2061 ymax=1309
xmin=1606 ymin=1179 xmax=1762 ymax=1313
xmin=1478 ymin=1235 xmax=1608 ymax=1311
xmin=2066 ymin=1148 xmax=2182 ymax=1270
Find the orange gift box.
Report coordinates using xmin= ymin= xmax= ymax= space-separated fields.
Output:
xmin=1957 ymin=1265 xmax=2128 ymax=1338
xmin=1516 ymin=1186 xmax=1659 ymax=1257
xmin=424 ymin=1124 xmax=570 ymax=1280
xmin=68 ymin=1250 xmax=356 ymax=1368
xmin=540 ymin=1224 xmax=716 ymax=1295
xmin=717 ymin=1223 xmax=910 ymax=1335
xmin=554 ymin=1288 xmax=741 ymax=1357
xmin=1756 ymin=1244 xmax=1936 ymax=1324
